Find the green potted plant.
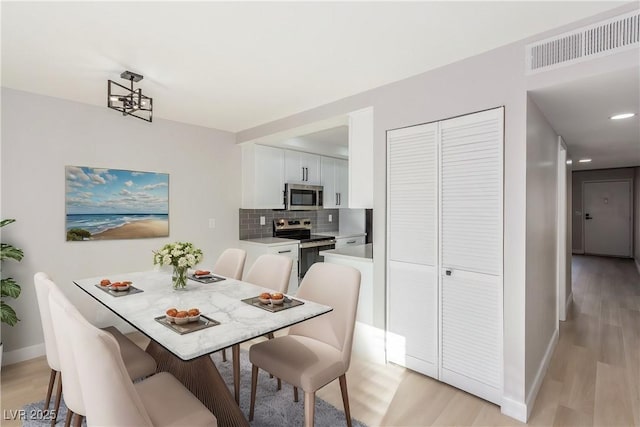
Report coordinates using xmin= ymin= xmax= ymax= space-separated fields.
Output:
xmin=1 ymin=219 xmax=23 ymax=323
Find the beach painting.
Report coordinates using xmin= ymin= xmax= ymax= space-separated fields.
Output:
xmin=65 ymin=166 xmax=169 ymax=241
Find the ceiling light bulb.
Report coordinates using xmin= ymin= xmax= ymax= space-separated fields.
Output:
xmin=578 ymin=158 xmax=592 ymax=163
xmin=566 ymin=160 xmax=573 ymax=164
xmin=610 ymin=113 xmax=635 ymax=120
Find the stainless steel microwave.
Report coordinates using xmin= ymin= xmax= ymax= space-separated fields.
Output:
xmin=284 ymin=183 xmax=323 ymax=210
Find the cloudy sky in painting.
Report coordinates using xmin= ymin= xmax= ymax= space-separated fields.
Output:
xmin=66 ymin=166 xmax=169 ymax=214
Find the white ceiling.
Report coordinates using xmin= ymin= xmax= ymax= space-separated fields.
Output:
xmin=530 ymin=67 xmax=640 ymax=171
xmin=1 ymin=1 xmax=626 ymax=133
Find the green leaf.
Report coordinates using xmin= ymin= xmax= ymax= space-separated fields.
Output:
xmin=0 ymin=219 xmax=16 ymax=228
xmin=0 ymin=243 xmax=24 ymax=262
xmin=0 ymin=301 xmax=19 ymax=326
xmin=1 ymin=278 xmax=21 ymax=298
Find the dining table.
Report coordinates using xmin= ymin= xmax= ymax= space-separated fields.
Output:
xmin=74 ymin=269 xmax=332 ymax=426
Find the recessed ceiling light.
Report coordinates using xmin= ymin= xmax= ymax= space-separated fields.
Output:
xmin=566 ymin=160 xmax=573 ymax=165
xmin=610 ymin=113 xmax=635 ymax=120
xmin=578 ymin=158 xmax=592 ymax=163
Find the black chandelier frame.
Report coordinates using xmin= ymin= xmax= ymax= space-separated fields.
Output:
xmin=107 ymin=71 xmax=153 ymax=122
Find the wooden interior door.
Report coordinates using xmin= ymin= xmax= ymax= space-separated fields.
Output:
xmin=584 ymin=180 xmax=632 ymax=257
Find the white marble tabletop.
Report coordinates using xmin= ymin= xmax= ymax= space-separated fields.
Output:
xmin=74 ymin=270 xmax=332 ymax=361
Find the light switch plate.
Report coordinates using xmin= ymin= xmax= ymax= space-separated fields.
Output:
xmin=328 ymin=214 xmax=333 ymax=222
xmin=260 ymin=216 xmax=266 ymax=225
xmin=208 ymin=218 xmax=216 ymax=228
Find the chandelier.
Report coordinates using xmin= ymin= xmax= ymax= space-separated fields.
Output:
xmin=107 ymin=71 xmax=153 ymax=122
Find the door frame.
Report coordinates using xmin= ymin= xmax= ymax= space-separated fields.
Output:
xmin=581 ymin=178 xmax=633 ymax=257
xmin=557 ymin=138 xmax=568 ymax=322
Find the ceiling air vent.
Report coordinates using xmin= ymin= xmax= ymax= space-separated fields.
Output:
xmin=526 ymin=10 xmax=639 ymax=74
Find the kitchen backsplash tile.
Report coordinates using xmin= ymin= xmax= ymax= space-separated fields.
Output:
xmin=239 ymin=209 xmax=339 ymax=239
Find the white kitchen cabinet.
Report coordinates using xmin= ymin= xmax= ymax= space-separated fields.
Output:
xmin=386 ymin=107 xmax=504 ymax=405
xmin=239 ymin=240 xmax=300 ymax=295
xmin=321 ymin=157 xmax=349 ymax=208
xmin=348 ymin=107 xmax=373 ymax=208
xmin=242 ymin=144 xmax=285 ymax=209
xmin=285 ymin=150 xmax=321 ymax=184
xmin=334 ymin=235 xmax=365 ymax=249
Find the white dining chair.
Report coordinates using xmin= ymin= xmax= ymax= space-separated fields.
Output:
xmin=212 ymin=248 xmax=246 ymax=362
xmin=34 ymin=272 xmax=157 ymax=425
xmin=212 ymin=248 xmax=246 ymax=280
xmin=248 ymin=262 xmax=361 ymax=427
xmin=244 ymin=254 xmax=293 ymax=294
xmin=242 ymin=253 xmax=294 ymax=386
xmin=49 ymin=287 xmax=218 ymax=427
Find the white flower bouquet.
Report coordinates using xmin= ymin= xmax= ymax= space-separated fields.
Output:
xmin=153 ymin=242 xmax=203 ymax=289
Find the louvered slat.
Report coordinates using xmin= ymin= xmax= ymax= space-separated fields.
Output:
xmin=440 ymin=109 xmax=503 ymax=276
xmin=441 ymin=273 xmax=502 ymax=388
xmin=388 ymin=123 xmax=437 ymax=266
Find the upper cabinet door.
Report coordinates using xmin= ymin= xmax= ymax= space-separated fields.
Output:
xmin=284 ymin=151 xmax=321 ymax=184
xmin=349 ymin=107 xmax=374 ymax=208
xmin=242 ymin=144 xmax=285 ymax=209
xmin=321 ymin=157 xmax=338 ymax=208
xmin=321 ymin=157 xmax=348 ymax=208
xmin=335 ymin=158 xmax=349 ymax=207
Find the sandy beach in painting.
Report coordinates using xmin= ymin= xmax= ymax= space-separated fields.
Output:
xmin=91 ymin=219 xmax=168 ymax=240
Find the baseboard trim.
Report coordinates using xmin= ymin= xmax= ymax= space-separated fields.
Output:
xmin=2 ymin=342 xmax=45 ymax=366
xmin=635 ymin=258 xmax=640 ymax=276
xmin=525 ymin=327 xmax=559 ymax=420
xmin=565 ymin=291 xmax=573 ymax=314
xmin=501 ymin=396 xmax=528 ymax=422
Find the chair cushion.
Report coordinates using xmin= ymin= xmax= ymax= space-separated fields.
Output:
xmin=102 ymin=326 xmax=157 ymax=380
xmin=250 ymin=335 xmax=345 ymax=392
xmin=135 ymin=372 xmax=217 ymax=427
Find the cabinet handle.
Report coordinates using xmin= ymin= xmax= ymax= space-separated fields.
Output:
xmin=347 ymin=240 xmax=356 ymax=244
xmin=336 ymin=192 xmax=338 ymax=205
xmin=305 ymin=167 xmax=309 ymax=181
xmin=445 ymin=270 xmax=452 ymax=276
xmin=278 ymin=249 xmax=292 ymax=254
xmin=301 ymin=167 xmax=305 ymax=181
xmin=338 ymin=192 xmax=341 ymax=205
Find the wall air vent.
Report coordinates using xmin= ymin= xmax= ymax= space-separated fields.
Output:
xmin=526 ymin=10 xmax=639 ymax=74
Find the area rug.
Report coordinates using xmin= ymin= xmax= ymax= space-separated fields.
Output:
xmin=22 ymin=350 xmax=366 ymax=426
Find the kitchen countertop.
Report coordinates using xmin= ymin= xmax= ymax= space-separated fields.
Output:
xmin=320 ymin=243 xmax=373 ymax=262
xmin=315 ymin=231 xmax=367 ymax=239
xmin=239 ymin=237 xmax=299 ymax=247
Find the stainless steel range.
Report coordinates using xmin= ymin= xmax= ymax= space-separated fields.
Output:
xmin=273 ymin=219 xmax=335 ymax=279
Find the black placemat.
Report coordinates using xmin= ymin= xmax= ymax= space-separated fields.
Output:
xmin=154 ymin=314 xmax=221 ymax=335
xmin=94 ymin=284 xmax=144 ymax=297
xmin=189 ymin=274 xmax=226 ymax=284
xmin=242 ymin=296 xmax=304 ymax=313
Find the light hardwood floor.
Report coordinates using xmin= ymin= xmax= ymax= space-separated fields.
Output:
xmin=2 ymin=255 xmax=638 ymax=426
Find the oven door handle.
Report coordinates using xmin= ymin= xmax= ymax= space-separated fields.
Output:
xmin=299 ymin=239 xmax=336 ymax=249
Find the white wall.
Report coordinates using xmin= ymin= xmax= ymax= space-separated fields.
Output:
xmin=0 ymin=88 xmax=241 ymax=356
xmin=524 ymin=96 xmax=559 ymax=404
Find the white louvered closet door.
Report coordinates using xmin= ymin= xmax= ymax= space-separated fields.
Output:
xmin=439 ymin=107 xmax=504 ymax=404
xmin=387 ymin=122 xmax=438 ymax=377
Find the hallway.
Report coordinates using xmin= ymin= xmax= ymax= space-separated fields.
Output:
xmin=531 ymin=255 xmax=640 ymax=426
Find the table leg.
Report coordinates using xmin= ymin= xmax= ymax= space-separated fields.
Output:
xmin=233 ymin=344 xmax=240 ymax=404
xmin=146 ymin=341 xmax=249 ymax=427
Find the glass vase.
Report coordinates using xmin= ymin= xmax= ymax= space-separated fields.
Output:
xmin=172 ymin=266 xmax=188 ymax=290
